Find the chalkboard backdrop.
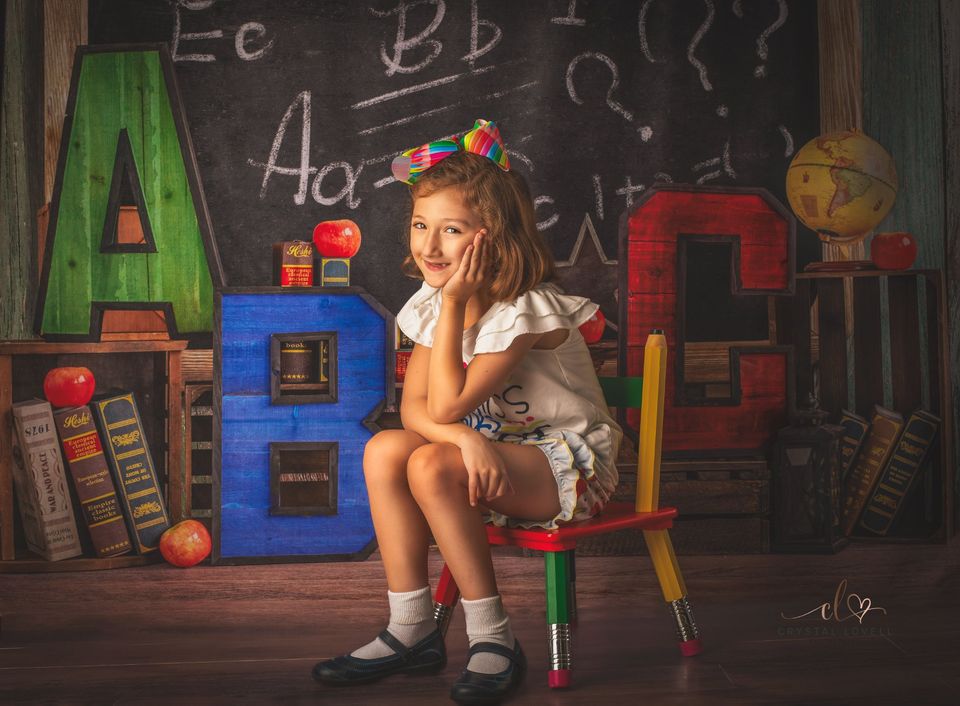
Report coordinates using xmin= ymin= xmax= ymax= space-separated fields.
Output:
xmin=89 ymin=0 xmax=819 ymax=319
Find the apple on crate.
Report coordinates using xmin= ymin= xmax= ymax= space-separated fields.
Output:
xmin=870 ymin=231 xmax=917 ymax=271
xmin=159 ymin=519 xmax=212 ymax=568
xmin=43 ymin=366 xmax=96 ymax=408
xmin=312 ymin=219 xmax=362 ymax=258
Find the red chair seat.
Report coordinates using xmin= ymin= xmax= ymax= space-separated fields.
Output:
xmin=485 ymin=503 xmax=678 ymax=552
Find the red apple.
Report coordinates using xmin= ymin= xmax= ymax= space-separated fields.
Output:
xmin=870 ymin=231 xmax=917 ymax=270
xmin=579 ymin=309 xmax=606 ymax=344
xmin=43 ymin=367 xmax=96 ymax=408
xmin=313 ymin=219 xmax=361 ymax=258
xmin=159 ymin=519 xmax=212 ymax=568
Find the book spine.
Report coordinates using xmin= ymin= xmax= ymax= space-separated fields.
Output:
xmin=859 ymin=410 xmax=940 ymax=536
xmin=11 ymin=400 xmax=83 ymax=561
xmin=840 ymin=406 xmax=904 ymax=536
xmin=272 ymin=241 xmax=314 ymax=287
xmin=280 ymin=340 xmax=313 ymax=383
xmin=838 ymin=409 xmax=870 ymax=482
xmin=53 ymin=406 xmax=133 ymax=557
xmin=93 ymin=393 xmax=170 ymax=554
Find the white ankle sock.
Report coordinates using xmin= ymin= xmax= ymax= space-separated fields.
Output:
xmin=350 ymin=586 xmax=436 ymax=659
xmin=461 ymin=595 xmax=514 ymax=674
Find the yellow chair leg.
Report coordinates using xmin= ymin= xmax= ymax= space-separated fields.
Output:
xmin=643 ymin=529 xmax=702 ymax=656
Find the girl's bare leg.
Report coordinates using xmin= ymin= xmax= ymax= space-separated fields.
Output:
xmin=363 ymin=429 xmax=432 ymax=592
xmin=406 ymin=441 xmax=560 ymax=600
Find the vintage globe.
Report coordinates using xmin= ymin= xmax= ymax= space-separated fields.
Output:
xmin=785 ymin=130 xmax=898 ymax=246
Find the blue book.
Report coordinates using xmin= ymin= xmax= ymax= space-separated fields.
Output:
xmin=92 ymin=392 xmax=171 ymax=553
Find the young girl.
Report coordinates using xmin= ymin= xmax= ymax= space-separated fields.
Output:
xmin=313 ymin=120 xmax=622 ymax=704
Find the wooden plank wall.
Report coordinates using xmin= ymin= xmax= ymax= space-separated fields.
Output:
xmin=44 ymin=0 xmax=88 ymax=204
xmin=942 ymin=0 xmax=960 ymax=532
xmin=863 ymin=2 xmax=945 ymax=271
xmin=0 ymin=0 xmax=44 ymax=339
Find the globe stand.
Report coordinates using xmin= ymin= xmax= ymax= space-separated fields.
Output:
xmin=804 ymin=231 xmax=876 ymax=273
xmin=804 ymin=259 xmax=875 ymax=273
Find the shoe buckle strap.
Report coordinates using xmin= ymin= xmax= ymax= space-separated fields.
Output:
xmin=376 ymin=629 xmax=416 ymax=662
xmin=466 ymin=640 xmax=518 ymax=663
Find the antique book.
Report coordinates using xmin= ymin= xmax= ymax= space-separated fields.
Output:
xmin=840 ymin=406 xmax=904 ymax=536
xmin=53 ymin=405 xmax=133 ymax=557
xmin=837 ymin=409 xmax=870 ymax=481
xmin=10 ymin=400 xmax=83 ymax=561
xmin=859 ymin=409 xmax=940 ymax=536
xmin=92 ymin=392 xmax=171 ymax=554
xmin=272 ymin=240 xmax=313 ymax=287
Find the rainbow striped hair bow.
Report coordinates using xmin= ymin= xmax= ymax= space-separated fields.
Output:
xmin=391 ymin=119 xmax=511 ymax=185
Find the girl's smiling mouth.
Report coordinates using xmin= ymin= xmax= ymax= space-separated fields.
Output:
xmin=423 ymin=260 xmax=450 ymax=272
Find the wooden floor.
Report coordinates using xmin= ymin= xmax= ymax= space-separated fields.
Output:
xmin=1 ymin=539 xmax=958 ymax=705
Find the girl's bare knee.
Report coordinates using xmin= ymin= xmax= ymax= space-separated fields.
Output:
xmin=363 ymin=430 xmax=427 ymax=484
xmin=407 ymin=444 xmax=461 ymax=501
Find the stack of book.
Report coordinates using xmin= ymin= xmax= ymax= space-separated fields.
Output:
xmin=11 ymin=391 xmax=171 ymax=561
xmin=839 ymin=406 xmax=941 ymax=537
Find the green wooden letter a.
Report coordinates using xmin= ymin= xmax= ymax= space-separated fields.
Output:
xmin=36 ymin=45 xmax=223 ymax=342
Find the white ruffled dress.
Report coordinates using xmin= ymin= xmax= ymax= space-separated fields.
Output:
xmin=396 ymin=281 xmax=623 ymax=529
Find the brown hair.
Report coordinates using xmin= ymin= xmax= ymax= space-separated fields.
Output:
xmin=400 ymin=151 xmax=555 ymax=302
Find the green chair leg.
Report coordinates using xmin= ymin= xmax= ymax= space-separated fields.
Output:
xmin=545 ymin=550 xmax=574 ymax=688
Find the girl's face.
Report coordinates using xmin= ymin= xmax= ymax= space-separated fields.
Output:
xmin=409 ymin=186 xmax=485 ymax=289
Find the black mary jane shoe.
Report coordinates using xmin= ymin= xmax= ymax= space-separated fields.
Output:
xmin=312 ymin=628 xmax=446 ymax=686
xmin=449 ymin=640 xmax=526 ymax=705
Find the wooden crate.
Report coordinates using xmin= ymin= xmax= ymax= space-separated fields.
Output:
xmin=774 ymin=270 xmax=954 ymax=541
xmin=0 ymin=340 xmax=185 ymax=572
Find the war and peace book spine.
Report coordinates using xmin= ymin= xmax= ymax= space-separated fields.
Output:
xmin=11 ymin=399 xmax=83 ymax=561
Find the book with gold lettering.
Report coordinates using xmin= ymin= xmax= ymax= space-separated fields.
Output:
xmin=53 ymin=405 xmax=132 ymax=557
xmin=840 ymin=406 xmax=904 ymax=536
xmin=92 ymin=392 xmax=170 ymax=554
xmin=11 ymin=399 xmax=83 ymax=561
xmin=859 ymin=409 xmax=940 ymax=536
xmin=837 ymin=409 xmax=870 ymax=482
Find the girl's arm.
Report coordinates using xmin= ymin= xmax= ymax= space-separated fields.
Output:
xmin=427 ymin=312 xmax=541 ymax=423
xmin=401 ymin=343 xmax=483 ymax=445
xmin=426 ymin=232 xmax=542 ymax=423
xmin=401 ymin=342 xmax=515 ymax=505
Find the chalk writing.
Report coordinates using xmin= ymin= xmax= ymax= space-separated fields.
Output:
xmin=639 ymin=0 xmax=660 ymax=63
xmin=692 ymin=139 xmax=736 ymax=184
xmin=551 ymin=0 xmax=586 ymax=26
xmin=736 ymin=0 xmax=789 ymax=78
xmin=687 ymin=0 xmax=715 ymax=91
xmin=171 ymin=0 xmax=273 ymax=63
xmin=371 ymin=0 xmax=446 ymax=76
xmin=462 ymin=0 xmax=502 ymax=65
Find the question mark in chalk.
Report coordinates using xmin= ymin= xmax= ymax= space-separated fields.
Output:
xmin=689 ymin=1 xmax=729 ymax=117
xmin=566 ymin=52 xmax=654 ymax=141
xmin=734 ymin=0 xmax=789 ymax=78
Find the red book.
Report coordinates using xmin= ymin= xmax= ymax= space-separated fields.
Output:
xmin=54 ymin=405 xmax=132 ymax=557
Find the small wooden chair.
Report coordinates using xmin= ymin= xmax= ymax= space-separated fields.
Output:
xmin=432 ymin=330 xmax=702 ymax=688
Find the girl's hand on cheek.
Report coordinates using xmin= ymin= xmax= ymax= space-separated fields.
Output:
xmin=442 ymin=230 xmax=488 ymax=303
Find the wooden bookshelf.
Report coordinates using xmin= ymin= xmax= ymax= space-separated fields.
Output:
xmin=0 ymin=339 xmax=186 ymax=571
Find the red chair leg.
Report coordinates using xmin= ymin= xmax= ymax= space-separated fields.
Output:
xmin=433 ymin=563 xmax=460 ymax=638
